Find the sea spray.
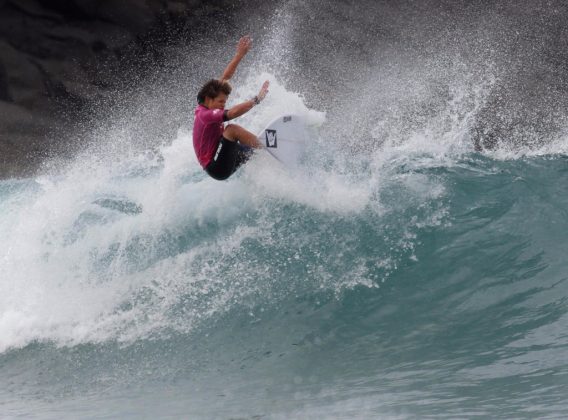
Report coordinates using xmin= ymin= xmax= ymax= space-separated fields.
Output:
xmin=2 ymin=0 xmax=568 ymax=416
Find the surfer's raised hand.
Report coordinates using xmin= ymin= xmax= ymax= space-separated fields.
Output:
xmin=225 ymin=80 xmax=270 ymax=121
xmin=221 ymin=36 xmax=252 ymax=82
xmin=257 ymin=80 xmax=269 ymax=102
xmin=236 ymin=35 xmax=252 ymax=57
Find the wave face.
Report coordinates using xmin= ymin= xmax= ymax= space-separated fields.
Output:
xmin=2 ymin=1 xmax=568 ymax=418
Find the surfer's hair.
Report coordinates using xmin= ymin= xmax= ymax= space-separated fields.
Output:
xmin=197 ymin=79 xmax=232 ymax=103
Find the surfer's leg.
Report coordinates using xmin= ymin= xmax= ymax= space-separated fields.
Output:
xmin=235 ymin=144 xmax=253 ymax=169
xmin=223 ymin=124 xmax=262 ymax=148
xmin=205 ymin=137 xmax=238 ymax=180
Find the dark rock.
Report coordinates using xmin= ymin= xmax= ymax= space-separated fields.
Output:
xmin=0 ymin=101 xmax=56 ymax=178
xmin=7 ymin=0 xmax=63 ymax=21
xmin=0 ymin=59 xmax=11 ymax=101
xmin=0 ymin=0 xmax=166 ymax=178
xmin=0 ymin=0 xmax=251 ymax=178
xmin=0 ymin=40 xmax=47 ymax=109
xmin=72 ymin=0 xmax=160 ymax=34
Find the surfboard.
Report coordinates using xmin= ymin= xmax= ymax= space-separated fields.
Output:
xmin=257 ymin=114 xmax=307 ymax=167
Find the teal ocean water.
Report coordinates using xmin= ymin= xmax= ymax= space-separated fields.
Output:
xmin=1 ymin=80 xmax=568 ymax=416
xmin=2 ymin=1 xmax=568 ymax=415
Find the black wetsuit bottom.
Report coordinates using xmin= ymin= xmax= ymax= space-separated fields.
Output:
xmin=205 ymin=137 xmax=253 ymax=180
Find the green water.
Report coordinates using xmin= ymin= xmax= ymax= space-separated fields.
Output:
xmin=1 ymin=150 xmax=567 ymax=418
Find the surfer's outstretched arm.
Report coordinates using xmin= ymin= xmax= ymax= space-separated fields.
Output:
xmin=220 ymin=36 xmax=251 ymax=82
xmin=225 ymin=81 xmax=269 ymax=120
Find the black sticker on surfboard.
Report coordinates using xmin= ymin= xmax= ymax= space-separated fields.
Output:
xmin=283 ymin=116 xmax=292 ymax=123
xmin=265 ymin=129 xmax=277 ymax=148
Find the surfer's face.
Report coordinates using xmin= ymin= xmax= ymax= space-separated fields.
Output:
xmin=205 ymin=93 xmax=228 ymax=109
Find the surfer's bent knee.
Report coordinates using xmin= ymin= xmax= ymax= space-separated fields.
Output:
xmin=223 ymin=124 xmax=241 ymax=142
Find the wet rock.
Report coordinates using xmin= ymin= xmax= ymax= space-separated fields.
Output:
xmin=0 ymin=101 xmax=55 ymax=178
xmin=0 ymin=0 xmax=214 ymax=178
xmin=0 ymin=60 xmax=12 ymax=101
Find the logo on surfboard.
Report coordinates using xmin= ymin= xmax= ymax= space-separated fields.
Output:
xmin=265 ymin=129 xmax=277 ymax=148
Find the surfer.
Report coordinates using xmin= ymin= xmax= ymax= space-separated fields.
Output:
xmin=193 ymin=35 xmax=270 ymax=180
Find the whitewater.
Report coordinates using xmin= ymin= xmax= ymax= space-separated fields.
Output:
xmin=2 ymin=1 xmax=568 ymax=418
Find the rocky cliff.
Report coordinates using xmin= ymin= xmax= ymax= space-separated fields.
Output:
xmin=0 ymin=0 xmax=241 ymax=178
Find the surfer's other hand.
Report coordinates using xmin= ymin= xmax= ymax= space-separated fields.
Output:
xmin=258 ymin=80 xmax=269 ymax=101
xmin=237 ymin=35 xmax=252 ymax=56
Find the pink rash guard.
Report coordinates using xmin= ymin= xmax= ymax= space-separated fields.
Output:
xmin=193 ymin=104 xmax=227 ymax=168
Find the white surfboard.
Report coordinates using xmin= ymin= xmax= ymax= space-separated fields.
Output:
xmin=257 ymin=114 xmax=307 ymax=167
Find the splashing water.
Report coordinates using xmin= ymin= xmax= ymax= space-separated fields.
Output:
xmin=2 ymin=1 xmax=568 ymax=418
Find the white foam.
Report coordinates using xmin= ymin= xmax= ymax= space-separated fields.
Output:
xmin=0 ymin=71 xmax=471 ymax=353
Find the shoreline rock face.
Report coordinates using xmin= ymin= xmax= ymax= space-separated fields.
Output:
xmin=0 ymin=0 xmax=230 ymax=179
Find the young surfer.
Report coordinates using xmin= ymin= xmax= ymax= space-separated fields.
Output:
xmin=193 ymin=35 xmax=270 ymax=180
